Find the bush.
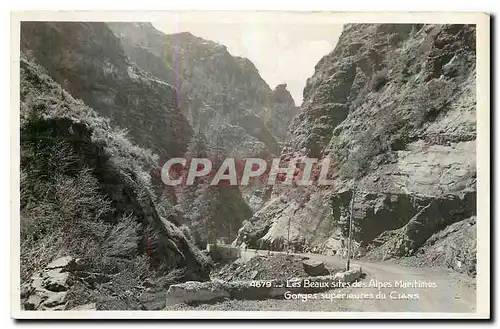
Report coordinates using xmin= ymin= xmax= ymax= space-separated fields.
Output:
xmin=401 ymin=77 xmax=456 ymax=128
xmin=102 ymin=214 xmax=141 ymax=258
xmin=19 ymin=55 xmax=210 ymax=286
xmin=19 ymin=120 xmax=114 ymax=279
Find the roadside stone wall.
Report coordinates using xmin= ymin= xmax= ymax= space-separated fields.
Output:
xmin=165 ymin=267 xmax=362 ymax=306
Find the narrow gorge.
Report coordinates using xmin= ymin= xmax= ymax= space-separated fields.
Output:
xmin=19 ymin=21 xmax=477 ymax=311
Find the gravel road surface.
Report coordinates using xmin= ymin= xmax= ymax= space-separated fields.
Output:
xmin=169 ymin=249 xmax=476 ymax=313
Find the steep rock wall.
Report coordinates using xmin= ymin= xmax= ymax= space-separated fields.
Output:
xmin=235 ymin=24 xmax=476 ymax=274
xmin=108 ymin=22 xmax=299 ymax=146
xmin=20 ymin=56 xmax=211 ymax=287
xmin=21 ymin=22 xmax=193 ymax=160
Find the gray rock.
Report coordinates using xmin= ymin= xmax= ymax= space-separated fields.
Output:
xmin=42 ymin=269 xmax=70 ymax=292
xmin=40 ymin=303 xmax=67 ymax=311
xmin=20 ymin=283 xmax=32 ymax=299
xmin=302 ymin=260 xmax=329 ymax=276
xmin=22 ymin=257 xmax=75 ymax=310
xmin=41 ymin=291 xmax=68 ymax=308
xmin=368 ymin=193 xmax=476 ymax=261
xmin=333 ymin=268 xmax=362 ymax=283
xmin=30 ymin=275 xmax=44 ymax=292
xmin=107 ymin=22 xmax=299 ymax=145
xmin=233 ymin=25 xmax=476 ymax=280
xmin=46 ymin=256 xmax=74 ymax=270
xmin=24 ymin=294 xmax=43 ymax=310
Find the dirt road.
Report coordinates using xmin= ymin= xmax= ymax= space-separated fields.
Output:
xmin=171 ymin=249 xmax=476 ymax=313
xmin=241 ymin=249 xmax=476 ymax=312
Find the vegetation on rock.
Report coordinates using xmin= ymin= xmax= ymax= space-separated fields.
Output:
xmin=20 ymin=55 xmax=211 ymax=310
xmin=236 ymin=24 xmax=477 ymax=276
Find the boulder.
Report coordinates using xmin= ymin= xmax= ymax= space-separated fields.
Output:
xmin=302 ymin=260 xmax=329 ymax=276
xmin=46 ymin=256 xmax=75 ymax=270
xmin=42 ymin=269 xmax=70 ymax=292
xmin=24 ymin=294 xmax=43 ymax=310
xmin=40 ymin=291 xmax=68 ymax=308
xmin=20 ymin=283 xmax=32 ymax=299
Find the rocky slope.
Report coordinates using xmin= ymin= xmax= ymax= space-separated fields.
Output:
xmin=235 ymin=24 xmax=477 ymax=275
xmin=20 ymin=56 xmax=211 ymax=310
xmin=21 ymin=22 xmax=192 ymax=160
xmin=107 ymin=22 xmax=297 ymax=234
xmin=20 ymin=22 xmax=255 ymax=250
xmin=173 ymin=131 xmax=253 ymax=247
xmin=108 ymin=22 xmax=298 ymax=147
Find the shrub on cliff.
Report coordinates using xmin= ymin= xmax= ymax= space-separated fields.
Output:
xmin=19 ymin=55 xmax=211 ymax=307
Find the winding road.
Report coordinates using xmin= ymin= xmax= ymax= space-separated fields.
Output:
xmin=239 ymin=249 xmax=476 ymax=313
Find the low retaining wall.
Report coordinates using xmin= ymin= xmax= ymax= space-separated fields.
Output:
xmin=166 ymin=267 xmax=363 ymax=306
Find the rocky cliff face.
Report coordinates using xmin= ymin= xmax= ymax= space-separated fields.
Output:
xmin=235 ymin=24 xmax=476 ymax=275
xmin=107 ymin=22 xmax=297 ymax=229
xmin=21 ymin=22 xmax=193 ymax=160
xmin=19 ymin=21 xmax=477 ymax=283
xmin=20 ymin=56 xmax=211 ymax=310
xmin=108 ymin=22 xmax=298 ymax=147
xmin=19 ymin=22 xmax=253 ymax=251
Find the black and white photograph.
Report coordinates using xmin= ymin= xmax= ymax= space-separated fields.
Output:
xmin=10 ymin=11 xmax=490 ymax=319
